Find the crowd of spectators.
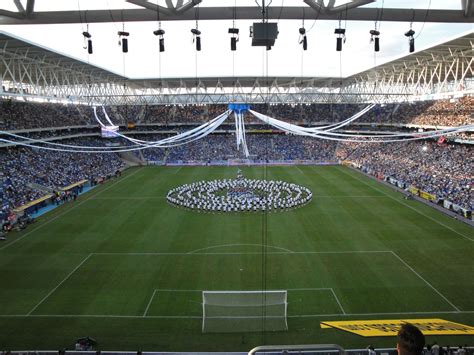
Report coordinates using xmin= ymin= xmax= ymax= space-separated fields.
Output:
xmin=336 ymin=141 xmax=473 ymax=210
xmin=2 ymin=96 xmax=472 ymax=130
xmin=0 ymin=100 xmax=91 ymax=130
xmin=138 ymin=98 xmax=472 ymax=127
xmin=141 ymin=133 xmax=339 ymax=163
xmin=358 ymin=97 xmax=473 ymax=126
xmin=0 ymin=137 xmax=124 ymax=211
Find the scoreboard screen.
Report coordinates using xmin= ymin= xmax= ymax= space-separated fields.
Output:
xmin=101 ymin=125 xmax=120 ymax=138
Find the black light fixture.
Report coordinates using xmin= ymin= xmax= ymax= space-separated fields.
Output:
xmin=192 ymin=6 xmax=201 ymax=52
xmin=370 ymin=29 xmax=380 ymax=52
xmin=82 ymin=30 xmax=93 ymax=54
xmin=334 ymin=28 xmax=346 ymax=51
xmin=154 ymin=5 xmax=165 ymax=53
xmin=118 ymin=31 xmax=129 ymax=53
xmin=228 ymin=28 xmax=239 ymax=51
xmin=405 ymin=29 xmax=415 ymax=53
xmin=153 ymin=29 xmax=165 ymax=52
xmin=191 ymin=28 xmax=201 ymax=51
xmin=299 ymin=27 xmax=307 ymax=51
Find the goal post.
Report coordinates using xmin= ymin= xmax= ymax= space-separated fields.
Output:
xmin=202 ymin=290 xmax=288 ymax=333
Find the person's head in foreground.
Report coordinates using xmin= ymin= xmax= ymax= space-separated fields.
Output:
xmin=397 ymin=323 xmax=426 ymax=355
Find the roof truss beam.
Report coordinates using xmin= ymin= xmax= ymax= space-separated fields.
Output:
xmin=0 ymin=7 xmax=472 ymax=24
xmin=303 ymin=0 xmax=376 ymax=14
xmin=125 ymin=0 xmax=202 ymax=16
xmin=125 ymin=0 xmax=173 ymax=16
xmin=26 ymin=0 xmax=35 ymax=17
xmin=0 ymin=9 xmax=25 ymax=19
xmin=13 ymin=0 xmax=25 ymax=13
xmin=463 ymin=0 xmax=473 ymax=17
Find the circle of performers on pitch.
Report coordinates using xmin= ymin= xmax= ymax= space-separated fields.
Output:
xmin=167 ymin=178 xmax=312 ymax=213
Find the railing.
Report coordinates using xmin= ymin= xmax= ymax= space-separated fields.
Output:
xmin=249 ymin=344 xmax=346 ymax=355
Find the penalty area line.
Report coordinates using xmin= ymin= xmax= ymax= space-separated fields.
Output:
xmin=27 ymin=254 xmax=93 ymax=315
xmin=143 ymin=290 xmax=157 ymax=317
xmin=390 ymin=251 xmax=460 ymax=312
xmin=330 ymin=288 xmax=346 ymax=315
xmin=2 ymin=310 xmax=473 ymax=319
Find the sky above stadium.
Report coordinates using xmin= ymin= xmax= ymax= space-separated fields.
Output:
xmin=0 ymin=0 xmax=472 ymax=79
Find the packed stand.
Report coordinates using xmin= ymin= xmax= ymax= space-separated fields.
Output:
xmin=0 ymin=137 xmax=124 ymax=210
xmin=140 ymin=133 xmax=338 ymax=163
xmin=336 ymin=141 xmax=473 ymax=210
xmin=135 ymin=98 xmax=473 ymax=127
xmin=0 ymin=100 xmax=92 ymax=130
xmin=2 ymin=96 xmax=472 ymax=129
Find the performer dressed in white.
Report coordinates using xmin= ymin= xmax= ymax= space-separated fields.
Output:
xmin=167 ymin=171 xmax=312 ymax=213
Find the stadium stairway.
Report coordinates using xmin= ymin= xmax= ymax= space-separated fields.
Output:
xmin=119 ymin=151 xmax=147 ymax=166
xmin=27 ymin=182 xmax=54 ymax=194
xmin=135 ymin=105 xmax=147 ymax=124
xmin=163 ymin=148 xmax=170 ymax=164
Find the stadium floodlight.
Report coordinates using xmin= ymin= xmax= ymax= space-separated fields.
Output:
xmin=153 ymin=29 xmax=165 ymax=52
xmin=191 ymin=28 xmax=201 ymax=51
xmin=228 ymin=27 xmax=239 ymax=51
xmin=118 ymin=31 xmax=130 ymax=53
xmin=82 ymin=31 xmax=93 ymax=54
xmin=370 ymin=29 xmax=380 ymax=52
xmin=299 ymin=27 xmax=307 ymax=51
xmin=405 ymin=29 xmax=415 ymax=53
xmin=334 ymin=27 xmax=346 ymax=51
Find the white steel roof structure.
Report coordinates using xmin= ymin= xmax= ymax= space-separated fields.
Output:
xmin=0 ymin=0 xmax=472 ymax=105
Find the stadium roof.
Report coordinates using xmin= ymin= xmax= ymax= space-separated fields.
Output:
xmin=0 ymin=27 xmax=472 ymax=104
xmin=345 ymin=30 xmax=474 ymax=85
xmin=0 ymin=31 xmax=125 ymax=84
xmin=2 ymin=30 xmax=472 ymax=86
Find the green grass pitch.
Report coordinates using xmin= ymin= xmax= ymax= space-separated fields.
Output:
xmin=0 ymin=165 xmax=472 ymax=351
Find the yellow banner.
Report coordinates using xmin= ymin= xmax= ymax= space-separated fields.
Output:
xmin=407 ymin=186 xmax=436 ymax=202
xmin=61 ymin=179 xmax=88 ymax=191
xmin=13 ymin=194 xmax=53 ymax=213
xmin=419 ymin=190 xmax=437 ymax=202
xmin=408 ymin=186 xmax=420 ymax=195
xmin=320 ymin=319 xmax=474 ymax=337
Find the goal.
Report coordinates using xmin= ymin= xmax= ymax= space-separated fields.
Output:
xmin=202 ymin=290 xmax=288 ymax=333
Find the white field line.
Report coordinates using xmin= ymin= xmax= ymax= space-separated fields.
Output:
xmin=149 ymin=287 xmax=334 ymax=292
xmin=0 ymin=168 xmax=143 ymax=251
xmin=174 ymin=166 xmax=183 ymax=174
xmin=315 ymin=195 xmax=388 ymax=198
xmin=390 ymin=251 xmax=460 ymax=312
xmin=330 ymin=288 xmax=346 ymax=315
xmin=91 ymin=196 xmax=166 ymax=200
xmin=93 ymin=250 xmax=391 ymax=256
xmin=289 ymin=310 xmax=474 ymax=317
xmin=143 ymin=289 xmax=157 ymax=317
xmin=295 ymin=166 xmax=306 ymax=174
xmin=2 ymin=310 xmax=473 ymax=319
xmin=27 ymin=253 xmax=93 ymax=315
xmin=287 ymin=288 xmax=346 ymax=315
xmin=187 ymin=243 xmax=295 ymax=254
xmin=338 ymin=167 xmax=473 ymax=242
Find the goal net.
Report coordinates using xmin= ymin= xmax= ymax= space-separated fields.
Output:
xmin=202 ymin=290 xmax=288 ymax=333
